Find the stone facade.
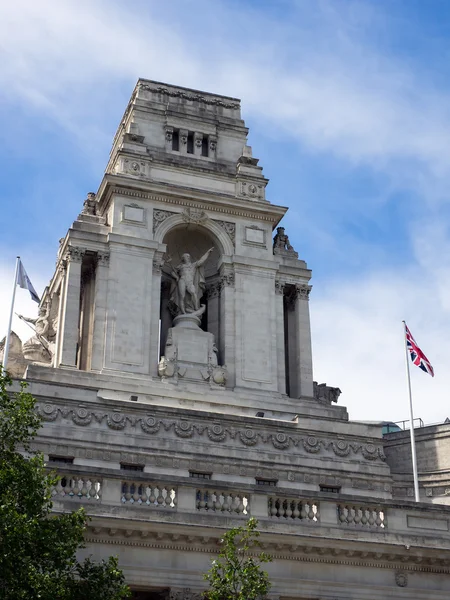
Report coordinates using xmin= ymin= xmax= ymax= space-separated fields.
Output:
xmin=6 ymin=80 xmax=450 ymax=598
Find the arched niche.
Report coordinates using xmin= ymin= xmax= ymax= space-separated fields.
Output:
xmin=158 ymin=222 xmax=224 ymax=361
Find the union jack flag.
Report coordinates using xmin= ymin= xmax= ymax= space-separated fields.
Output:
xmin=405 ymin=324 xmax=434 ymax=377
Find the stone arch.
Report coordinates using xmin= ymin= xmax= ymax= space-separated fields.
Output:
xmin=154 ymin=213 xmax=234 ymax=257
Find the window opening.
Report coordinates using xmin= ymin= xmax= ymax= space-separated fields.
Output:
xmin=189 ymin=471 xmax=212 ymax=480
xmin=319 ymin=484 xmax=341 ymax=494
xmin=48 ymin=455 xmax=74 ymax=465
xmin=187 ymin=132 xmax=194 ymax=154
xmin=201 ymin=136 xmax=209 ymax=157
xmin=120 ymin=463 xmax=144 ymax=472
xmin=172 ymin=129 xmax=179 ymax=151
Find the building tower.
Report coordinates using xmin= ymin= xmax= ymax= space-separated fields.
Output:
xmin=10 ymin=81 xmax=450 ymax=599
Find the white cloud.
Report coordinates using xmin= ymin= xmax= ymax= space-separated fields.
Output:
xmin=1 ymin=0 xmax=450 ymax=426
xmin=312 ymin=218 xmax=450 ymax=424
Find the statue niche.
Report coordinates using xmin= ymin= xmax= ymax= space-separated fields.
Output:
xmin=158 ymin=226 xmax=227 ymax=387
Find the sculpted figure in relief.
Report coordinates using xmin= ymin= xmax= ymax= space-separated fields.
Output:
xmin=167 ymin=248 xmax=214 ymax=314
xmin=19 ymin=300 xmax=54 ymax=362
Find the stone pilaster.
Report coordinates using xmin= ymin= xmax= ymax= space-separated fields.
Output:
xmin=275 ymin=279 xmax=287 ymax=395
xmin=57 ymin=246 xmax=85 ymax=368
xmin=90 ymin=251 xmax=110 ymax=371
xmin=150 ymin=251 xmax=164 ymax=376
xmin=219 ymin=265 xmax=235 ymax=388
xmin=288 ymin=284 xmax=313 ymax=398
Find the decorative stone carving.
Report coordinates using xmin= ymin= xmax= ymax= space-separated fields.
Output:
xmin=97 ymin=251 xmax=110 ymax=267
xmin=220 ymin=269 xmax=235 ymax=289
xmin=170 ymin=588 xmax=203 ymax=600
xmin=213 ymin=219 xmax=235 ymax=245
xmin=313 ymin=382 xmax=341 ymax=404
xmin=141 ymin=83 xmax=240 ymax=109
xmin=153 ymin=209 xmax=177 ymax=233
xmin=181 ymin=207 xmax=208 ymax=225
xmin=273 ymin=226 xmax=298 ymax=258
xmin=395 ymin=572 xmax=408 ymax=587
xmin=35 ymin=403 xmax=387 ymax=462
xmin=65 ymin=246 xmax=86 ymax=263
xmin=275 ymin=280 xmax=285 ymax=295
xmin=152 ymin=252 xmax=166 ymax=274
xmin=165 ymin=127 xmax=173 ymax=142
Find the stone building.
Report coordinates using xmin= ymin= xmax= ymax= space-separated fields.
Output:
xmin=5 ymin=80 xmax=450 ymax=599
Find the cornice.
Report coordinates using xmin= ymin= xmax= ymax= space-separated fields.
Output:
xmin=95 ymin=175 xmax=287 ymax=225
xmin=84 ymin=526 xmax=450 ymax=574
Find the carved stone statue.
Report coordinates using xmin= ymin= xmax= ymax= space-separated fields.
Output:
xmin=19 ymin=300 xmax=54 ymax=363
xmin=167 ymin=247 xmax=214 ymax=315
xmin=313 ymin=381 xmax=341 ymax=405
xmin=273 ymin=227 xmax=298 ymax=258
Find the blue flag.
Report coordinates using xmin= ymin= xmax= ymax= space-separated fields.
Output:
xmin=16 ymin=260 xmax=40 ymax=303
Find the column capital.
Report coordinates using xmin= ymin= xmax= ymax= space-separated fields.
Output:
xmin=64 ymin=246 xmax=86 ymax=263
xmin=275 ymin=279 xmax=285 ymax=295
xmin=152 ymin=251 xmax=165 ymax=274
xmin=97 ymin=251 xmax=110 ymax=267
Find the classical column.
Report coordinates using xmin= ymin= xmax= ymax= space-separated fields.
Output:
xmin=90 ymin=251 xmax=110 ymax=372
xmin=219 ymin=266 xmax=235 ymax=388
xmin=290 ymin=284 xmax=314 ymax=398
xmin=275 ymin=279 xmax=287 ymax=395
xmin=57 ymin=246 xmax=85 ymax=368
xmin=150 ymin=251 xmax=164 ymax=377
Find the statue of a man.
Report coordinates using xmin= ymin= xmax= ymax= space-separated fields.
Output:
xmin=168 ymin=248 xmax=214 ymax=314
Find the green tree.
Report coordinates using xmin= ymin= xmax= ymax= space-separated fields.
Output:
xmin=0 ymin=367 xmax=130 ymax=600
xmin=204 ymin=517 xmax=272 ymax=600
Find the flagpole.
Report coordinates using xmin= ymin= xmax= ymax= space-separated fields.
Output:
xmin=2 ymin=257 xmax=20 ymax=372
xmin=402 ymin=320 xmax=420 ymax=502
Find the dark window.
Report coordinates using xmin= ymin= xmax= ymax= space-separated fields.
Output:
xmin=201 ymin=136 xmax=209 ymax=157
xmin=256 ymin=478 xmax=277 ymax=487
xmin=172 ymin=129 xmax=179 ymax=151
xmin=189 ymin=471 xmax=211 ymax=480
xmin=319 ymin=485 xmax=341 ymax=494
xmin=120 ymin=463 xmax=144 ymax=472
xmin=48 ymin=455 xmax=74 ymax=465
xmin=130 ymin=395 xmax=138 ymax=402
xmin=187 ymin=132 xmax=194 ymax=154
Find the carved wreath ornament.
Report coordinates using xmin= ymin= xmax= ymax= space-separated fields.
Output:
xmin=36 ymin=404 xmax=386 ymax=462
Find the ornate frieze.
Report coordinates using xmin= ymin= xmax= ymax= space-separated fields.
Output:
xmin=139 ymin=83 xmax=240 ymax=110
xmin=36 ymin=403 xmax=387 ymax=462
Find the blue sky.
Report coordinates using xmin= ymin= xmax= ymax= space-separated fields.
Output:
xmin=1 ymin=0 xmax=449 ymax=423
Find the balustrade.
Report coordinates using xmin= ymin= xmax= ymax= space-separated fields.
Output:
xmin=337 ymin=503 xmax=386 ymax=529
xmin=196 ymin=489 xmax=250 ymax=514
xmin=268 ymin=496 xmax=319 ymax=522
xmin=52 ymin=475 xmax=102 ymax=500
xmin=121 ymin=482 xmax=177 ymax=507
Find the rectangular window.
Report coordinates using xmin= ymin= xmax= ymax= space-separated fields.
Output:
xmin=189 ymin=471 xmax=211 ymax=480
xmin=201 ymin=136 xmax=209 ymax=157
xmin=48 ymin=455 xmax=74 ymax=465
xmin=187 ymin=132 xmax=194 ymax=154
xmin=319 ymin=485 xmax=341 ymax=494
xmin=120 ymin=463 xmax=144 ymax=472
xmin=256 ymin=478 xmax=277 ymax=487
xmin=172 ymin=129 xmax=179 ymax=151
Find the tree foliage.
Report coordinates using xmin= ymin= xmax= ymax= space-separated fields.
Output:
xmin=0 ymin=367 xmax=130 ymax=600
xmin=204 ymin=517 xmax=272 ymax=600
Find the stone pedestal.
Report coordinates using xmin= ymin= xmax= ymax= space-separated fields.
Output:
xmin=158 ymin=311 xmax=226 ymax=387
